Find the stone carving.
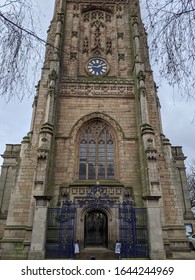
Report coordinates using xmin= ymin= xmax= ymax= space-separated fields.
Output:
xmin=83 ymin=37 xmax=89 ymax=54
xmin=73 ymin=4 xmax=80 ymax=17
xmin=37 ymin=146 xmax=49 ymax=160
xmin=60 ymin=188 xmax=69 ymax=198
xmin=57 ymin=13 xmax=64 ymax=23
xmin=73 ymin=13 xmax=79 ymax=18
xmin=72 ymin=188 xmax=78 ymax=195
xmin=84 ymin=13 xmax=90 ymax=22
xmin=117 ymin=14 xmax=123 ymax=19
xmin=81 ymin=8 xmax=114 ymax=55
xmin=137 ymin=70 xmax=146 ymax=81
xmin=116 ymin=5 xmax=123 ymax=19
xmin=117 ymin=32 xmax=124 ymax=39
xmin=91 ymin=21 xmax=104 ymax=49
xmin=106 ymin=14 xmax=111 ymax=22
xmin=66 ymin=186 xmax=130 ymax=198
xmin=124 ymin=188 xmax=133 ymax=198
xmin=106 ymin=38 xmax=112 ymax=54
xmin=145 ymin=138 xmax=157 ymax=160
xmin=116 ymin=188 xmax=122 ymax=195
xmin=93 ymin=49 xmax=101 ymax=56
xmin=92 ymin=11 xmax=104 ymax=20
xmin=49 ymin=69 xmax=58 ymax=81
xmin=60 ymin=83 xmax=134 ymax=96
xmin=48 ymin=69 xmax=58 ymax=92
xmin=79 ymin=188 xmax=86 ymax=195
xmin=118 ymin=53 xmax=125 ymax=60
xmin=41 ymin=137 xmax=47 ymax=142
xmin=70 ymin=52 xmax=77 ymax=59
xmin=72 ymin=31 xmax=78 ymax=38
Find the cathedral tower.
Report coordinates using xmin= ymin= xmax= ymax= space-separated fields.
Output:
xmin=0 ymin=0 xmax=194 ymax=260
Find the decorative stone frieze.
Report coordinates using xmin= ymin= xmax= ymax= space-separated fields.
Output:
xmin=60 ymin=185 xmax=133 ymax=201
xmin=60 ymin=83 xmax=134 ymax=97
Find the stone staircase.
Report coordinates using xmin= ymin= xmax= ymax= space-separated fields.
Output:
xmin=78 ymin=247 xmax=117 ymax=260
xmin=167 ymin=250 xmax=195 ymax=260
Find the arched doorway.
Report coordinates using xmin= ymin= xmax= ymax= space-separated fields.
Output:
xmin=84 ymin=210 xmax=108 ymax=247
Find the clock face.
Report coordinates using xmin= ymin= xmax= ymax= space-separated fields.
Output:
xmin=87 ymin=58 xmax=108 ymax=76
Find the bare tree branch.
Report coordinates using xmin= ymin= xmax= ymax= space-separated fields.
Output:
xmin=141 ymin=0 xmax=195 ymax=98
xmin=187 ymin=161 xmax=195 ymax=206
xmin=0 ymin=0 xmax=47 ymax=101
xmin=1 ymin=1 xmax=195 ymax=101
xmin=0 ymin=12 xmax=47 ymax=45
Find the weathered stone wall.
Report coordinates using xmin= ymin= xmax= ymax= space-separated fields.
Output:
xmin=51 ymin=93 xmax=143 ymax=206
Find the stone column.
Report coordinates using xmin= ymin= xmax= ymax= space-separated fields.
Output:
xmin=28 ymin=196 xmax=52 ymax=260
xmin=172 ymin=147 xmax=194 ymax=222
xmin=29 ymin=83 xmax=39 ymax=132
xmin=0 ymin=145 xmax=20 ymax=213
xmin=143 ymin=196 xmax=166 ymax=259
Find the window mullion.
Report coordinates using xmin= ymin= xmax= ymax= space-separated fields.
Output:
xmin=96 ymin=136 xmax=98 ymax=180
xmin=86 ymin=132 xmax=89 ymax=180
xmin=105 ymin=130 xmax=107 ymax=179
xmin=79 ymin=121 xmax=115 ymax=181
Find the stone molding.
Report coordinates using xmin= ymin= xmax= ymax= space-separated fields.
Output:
xmin=69 ymin=111 xmax=125 ymax=140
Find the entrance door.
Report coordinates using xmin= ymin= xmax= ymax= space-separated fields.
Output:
xmin=84 ymin=210 xmax=108 ymax=247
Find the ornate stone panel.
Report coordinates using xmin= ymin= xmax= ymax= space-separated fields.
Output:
xmin=63 ymin=1 xmax=131 ymax=78
xmin=60 ymin=83 xmax=134 ymax=97
xmin=60 ymin=185 xmax=133 ymax=201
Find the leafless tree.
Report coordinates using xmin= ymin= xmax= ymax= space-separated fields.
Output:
xmin=0 ymin=0 xmax=47 ymax=101
xmin=1 ymin=1 xmax=195 ymax=100
xmin=187 ymin=162 xmax=195 ymax=206
xmin=141 ymin=0 xmax=195 ymax=98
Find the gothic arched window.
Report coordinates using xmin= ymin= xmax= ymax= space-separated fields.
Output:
xmin=79 ymin=120 xmax=115 ymax=180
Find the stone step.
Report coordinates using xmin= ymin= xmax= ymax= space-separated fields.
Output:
xmin=0 ymin=249 xmax=28 ymax=260
xmin=78 ymin=247 xmax=118 ymax=260
xmin=168 ymin=251 xmax=195 ymax=260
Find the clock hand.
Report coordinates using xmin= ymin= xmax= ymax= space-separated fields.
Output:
xmin=92 ymin=65 xmax=102 ymax=68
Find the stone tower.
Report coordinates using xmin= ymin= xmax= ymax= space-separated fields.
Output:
xmin=0 ymin=0 xmax=194 ymax=260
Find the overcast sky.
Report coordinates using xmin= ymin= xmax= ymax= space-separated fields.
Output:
xmin=0 ymin=0 xmax=194 ymax=170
